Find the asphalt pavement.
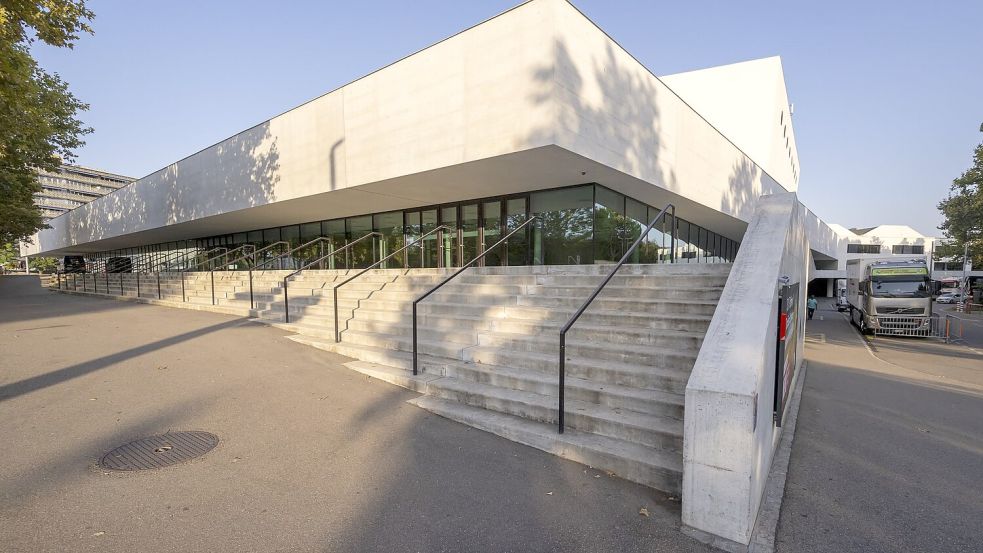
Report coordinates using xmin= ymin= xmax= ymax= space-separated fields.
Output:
xmin=775 ymin=301 xmax=983 ymax=552
xmin=0 ymin=276 xmax=711 ymax=553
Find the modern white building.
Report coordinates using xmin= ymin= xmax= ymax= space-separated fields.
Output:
xmin=26 ymin=1 xmax=847 ymax=549
xmin=810 ymin=223 xmax=983 ymax=296
xmin=34 ymin=164 xmax=134 ymax=222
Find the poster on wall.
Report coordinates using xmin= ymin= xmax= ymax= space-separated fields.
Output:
xmin=774 ymin=282 xmax=799 ymax=427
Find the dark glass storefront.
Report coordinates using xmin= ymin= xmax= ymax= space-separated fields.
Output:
xmin=87 ymin=184 xmax=739 ymax=271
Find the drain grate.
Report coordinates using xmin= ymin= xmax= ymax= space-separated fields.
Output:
xmin=100 ymin=431 xmax=219 ymax=471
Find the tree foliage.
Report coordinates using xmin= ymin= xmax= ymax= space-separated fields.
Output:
xmin=938 ymin=142 xmax=983 ymax=267
xmin=0 ymin=241 xmax=18 ymax=268
xmin=0 ymin=0 xmax=94 ymax=243
xmin=32 ymin=255 xmax=57 ymax=272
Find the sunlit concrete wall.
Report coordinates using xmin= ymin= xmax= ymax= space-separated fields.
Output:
xmin=27 ymin=0 xmax=815 ymax=261
xmin=662 ymin=57 xmax=800 ymax=191
xmin=682 ymin=192 xmax=810 ymax=547
xmin=26 ymin=0 xmax=557 ymax=255
xmin=549 ymin=2 xmax=797 ymax=225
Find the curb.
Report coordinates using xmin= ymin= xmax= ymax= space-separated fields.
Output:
xmin=747 ymin=360 xmax=809 ymax=553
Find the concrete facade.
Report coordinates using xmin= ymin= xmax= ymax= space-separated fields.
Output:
xmin=23 ymin=0 xmax=822 ymax=262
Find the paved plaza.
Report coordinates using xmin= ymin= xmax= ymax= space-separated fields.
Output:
xmin=0 ymin=276 xmax=709 ymax=553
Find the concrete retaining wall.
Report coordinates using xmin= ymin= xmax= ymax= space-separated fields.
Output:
xmin=681 ymin=192 xmax=810 ymax=548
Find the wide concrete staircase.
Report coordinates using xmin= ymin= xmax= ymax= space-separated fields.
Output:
xmin=255 ymin=264 xmax=730 ymax=494
xmin=50 ymin=263 xmax=730 ymax=494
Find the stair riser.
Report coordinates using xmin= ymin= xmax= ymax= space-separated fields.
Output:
xmin=516 ymin=296 xmax=717 ymax=316
xmin=344 ymin=316 xmax=710 ymax=337
xmin=466 ymin=349 xmax=693 ymax=388
xmin=441 ymin=364 xmax=683 ymax=418
xmin=527 ymin=286 xmax=724 ymax=301
xmin=426 ymin=384 xmax=682 ymax=451
xmin=526 ymin=274 xmax=727 ymax=287
xmin=467 ymin=339 xmax=697 ymax=366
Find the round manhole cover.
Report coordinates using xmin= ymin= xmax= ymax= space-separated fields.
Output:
xmin=100 ymin=431 xmax=219 ymax=471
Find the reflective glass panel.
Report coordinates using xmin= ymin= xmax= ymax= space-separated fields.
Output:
xmin=531 ymin=185 xmax=593 ymax=265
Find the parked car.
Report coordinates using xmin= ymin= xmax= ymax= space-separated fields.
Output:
xmin=936 ymin=293 xmax=964 ymax=304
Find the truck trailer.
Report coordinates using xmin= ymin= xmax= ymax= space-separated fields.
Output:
xmin=846 ymin=258 xmax=932 ymax=335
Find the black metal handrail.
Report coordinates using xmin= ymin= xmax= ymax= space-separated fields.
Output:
xmin=150 ymin=247 xmax=205 ymax=272
xmin=332 ymin=225 xmax=452 ymax=342
xmin=226 ymin=241 xmax=289 ymax=270
xmin=411 ymin=216 xmax=539 ymax=374
xmin=252 ymin=236 xmax=339 ymax=271
xmin=556 ymin=204 xmax=675 ymax=433
xmin=230 ymin=241 xmax=290 ymax=309
xmin=282 ymin=232 xmax=383 ymax=323
xmin=185 ymin=246 xmax=254 ymax=272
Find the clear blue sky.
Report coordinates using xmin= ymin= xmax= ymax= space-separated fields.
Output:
xmin=33 ymin=0 xmax=982 ymax=236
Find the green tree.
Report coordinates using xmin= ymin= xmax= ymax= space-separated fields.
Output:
xmin=0 ymin=241 xmax=19 ymax=268
xmin=0 ymin=0 xmax=94 ymax=243
xmin=938 ymin=142 xmax=983 ymax=267
xmin=32 ymin=256 xmax=57 ymax=272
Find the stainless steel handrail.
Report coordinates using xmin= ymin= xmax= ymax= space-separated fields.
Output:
xmin=226 ymin=241 xmax=289 ymax=269
xmin=331 ymin=225 xmax=452 ymax=342
xmin=185 ymin=246 xmax=250 ymax=272
xmin=230 ymin=241 xmax=290 ymax=309
xmin=411 ymin=216 xmax=538 ymax=374
xmin=253 ymin=236 xmax=338 ymax=271
xmin=555 ymin=204 xmax=675 ymax=433
xmin=282 ymin=232 xmax=383 ymax=323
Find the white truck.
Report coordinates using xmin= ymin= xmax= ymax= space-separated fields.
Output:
xmin=835 ymin=278 xmax=849 ymax=311
xmin=846 ymin=258 xmax=932 ymax=334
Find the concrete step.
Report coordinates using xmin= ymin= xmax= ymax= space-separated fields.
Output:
xmin=465 ymin=347 xmax=693 ymax=391
xmin=284 ymin=334 xmax=682 ymax=451
xmin=285 ymin=329 xmax=690 ymax=393
xmin=526 ymin=284 xmax=724 ymax=301
xmin=466 ymin=334 xmax=699 ymax=365
xmin=421 ymin=375 xmax=683 ymax=451
xmin=440 ymin=361 xmax=684 ymax=418
xmin=408 ymin=396 xmax=682 ymax=493
xmin=516 ymin=295 xmax=719 ymax=316
xmin=345 ymin=313 xmax=712 ymax=336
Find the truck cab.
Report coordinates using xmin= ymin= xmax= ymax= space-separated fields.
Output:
xmin=846 ymin=258 xmax=932 ymax=335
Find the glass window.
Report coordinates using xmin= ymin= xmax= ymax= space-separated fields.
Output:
xmin=594 ymin=186 xmax=626 ymax=264
xmin=440 ymin=206 xmax=458 ymax=267
xmin=625 ymin=198 xmax=654 ymax=263
xmin=505 ymin=197 xmax=529 ymax=266
xmin=531 ymin=185 xmax=593 ymax=265
xmin=347 ymin=215 xmax=374 ymax=269
xmin=482 ymin=200 xmax=503 ymax=266
xmin=322 ymin=219 xmax=347 ymax=269
xmin=460 ymin=203 xmax=480 ymax=265
xmin=405 ymin=211 xmax=422 ymax=268
xmin=374 ymin=211 xmax=404 ymax=269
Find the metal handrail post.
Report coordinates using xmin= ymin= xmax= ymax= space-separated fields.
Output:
xmin=332 ymin=225 xmax=451 ymax=342
xmin=282 ymin=233 xmax=382 ymax=324
xmin=183 ymin=247 xmax=230 ymax=273
xmin=119 ymin=273 xmax=123 ymax=296
xmin=249 ymin=268 xmax=254 ymax=309
xmin=105 ymin=271 xmax=109 ymax=294
xmin=181 ymin=272 xmax=186 ymax=302
xmin=211 ymin=270 xmax=216 ymax=305
xmin=412 ymin=217 xmax=539 ymax=374
xmin=136 ymin=271 xmax=140 ymax=297
xmin=556 ymin=204 xmax=674 ymax=433
xmin=251 ymin=238 xmax=333 ymax=273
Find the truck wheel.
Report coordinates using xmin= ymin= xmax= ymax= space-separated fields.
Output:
xmin=859 ymin=317 xmax=873 ymax=336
